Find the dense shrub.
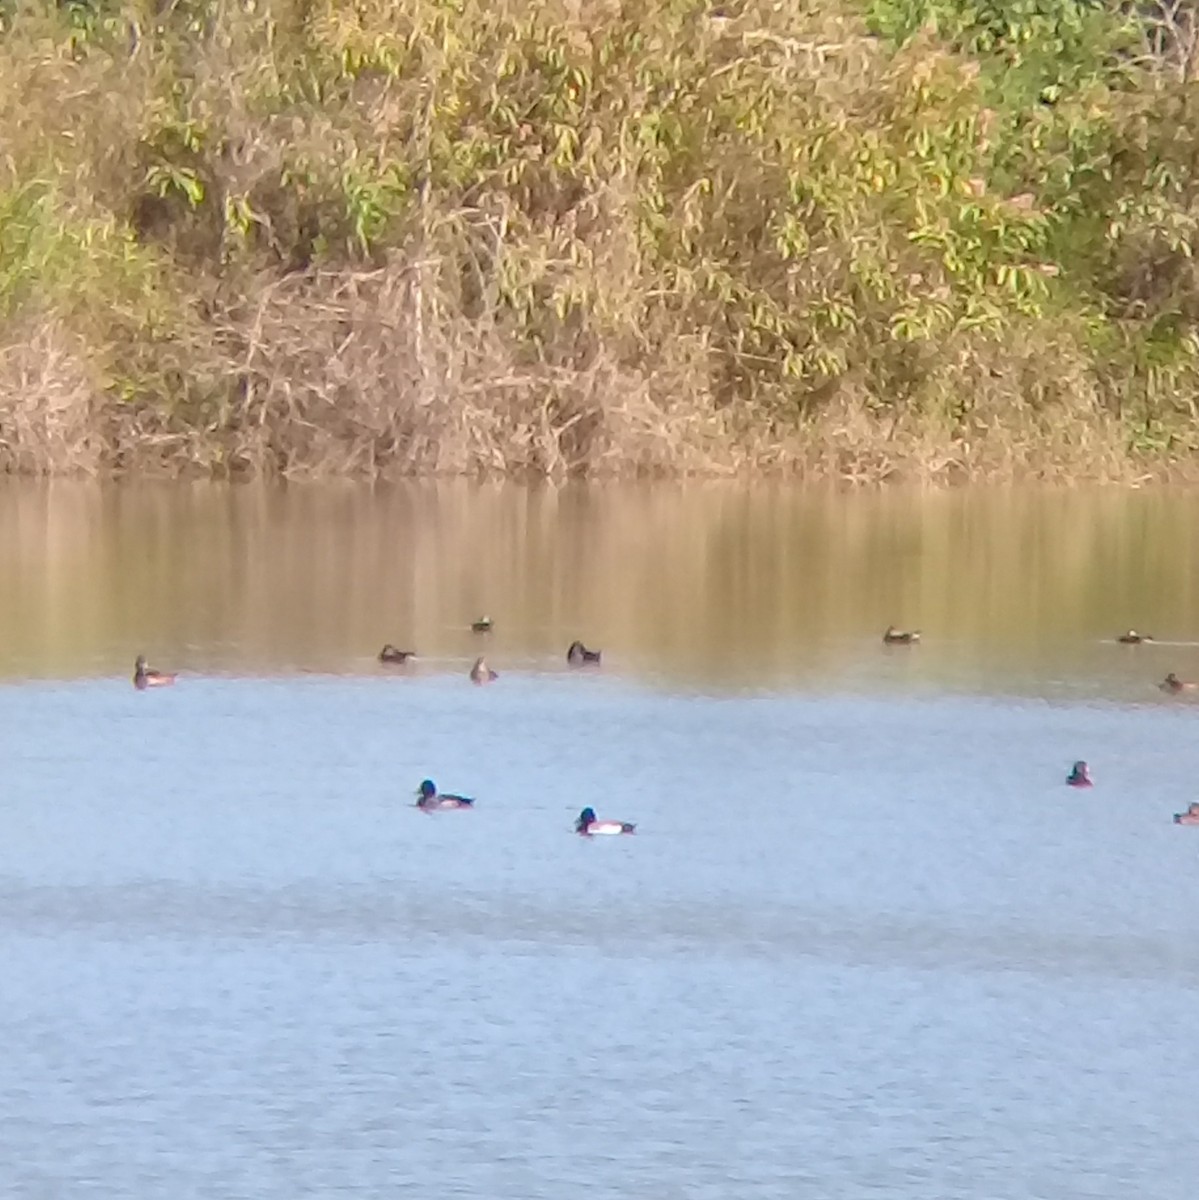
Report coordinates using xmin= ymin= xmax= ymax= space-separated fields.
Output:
xmin=0 ymin=0 xmax=1196 ymax=479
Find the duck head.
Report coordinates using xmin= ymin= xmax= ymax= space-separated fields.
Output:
xmin=575 ymin=806 xmax=597 ymax=833
xmin=415 ymin=779 xmax=437 ymax=805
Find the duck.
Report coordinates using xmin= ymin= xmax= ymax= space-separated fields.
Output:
xmin=469 ymin=656 xmax=498 ymax=684
xmin=1159 ymin=672 xmax=1196 ymax=693
xmin=378 ymin=644 xmax=415 ymax=664
xmin=1173 ymin=802 xmax=1199 ymax=826
xmin=414 ymin=779 xmax=475 ymax=811
xmin=1117 ymin=629 xmax=1153 ymax=644
xmin=575 ymin=806 xmax=635 ymax=836
xmin=1066 ymin=760 xmax=1093 ymax=788
xmin=133 ymin=654 xmax=176 ymax=690
xmin=567 ymin=640 xmax=602 ymax=666
xmin=471 ymin=615 xmax=493 ymax=633
xmin=883 ymin=625 xmax=920 ymax=645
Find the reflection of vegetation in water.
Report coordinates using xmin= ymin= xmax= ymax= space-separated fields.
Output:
xmin=2 ymin=482 xmax=1198 ymax=690
xmin=1 ymin=1 xmax=1198 ymax=479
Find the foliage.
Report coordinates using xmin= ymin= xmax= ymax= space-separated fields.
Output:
xmin=0 ymin=0 xmax=1197 ymax=478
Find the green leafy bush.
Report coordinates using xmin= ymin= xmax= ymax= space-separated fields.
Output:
xmin=0 ymin=0 xmax=1194 ymax=479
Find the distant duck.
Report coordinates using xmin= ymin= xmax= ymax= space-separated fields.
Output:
xmin=470 ymin=656 xmax=498 ymax=684
xmin=1174 ymin=802 xmax=1199 ymax=826
xmin=378 ymin=644 xmax=415 ymax=664
xmin=133 ymin=655 xmax=176 ymax=690
xmin=471 ymin=615 xmax=493 ymax=633
xmin=1066 ymin=760 xmax=1093 ymax=788
xmin=1117 ymin=630 xmax=1153 ymax=644
xmin=567 ymin=640 xmax=602 ymax=666
xmin=1159 ymin=672 xmax=1196 ymax=693
xmin=414 ymin=779 xmax=475 ymax=811
xmin=575 ymin=806 xmax=635 ymax=836
xmin=883 ymin=625 xmax=921 ymax=645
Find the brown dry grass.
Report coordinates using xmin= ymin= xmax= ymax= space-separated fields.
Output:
xmin=0 ymin=281 xmax=1184 ymax=484
xmin=0 ymin=322 xmax=104 ymax=475
xmin=0 ymin=1 xmax=1197 ymax=483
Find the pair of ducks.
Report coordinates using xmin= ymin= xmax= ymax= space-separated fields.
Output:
xmin=888 ymin=627 xmax=1160 ymax=647
xmin=467 ymin=641 xmax=600 ymax=681
xmin=414 ymin=782 xmax=634 ymax=833
xmin=379 ymin=644 xmax=497 ymax=682
xmin=1113 ymin=630 xmax=1197 ymax=690
xmin=1070 ymin=762 xmax=1199 ymax=825
xmin=1111 ymin=630 xmax=1195 ymax=693
xmin=1088 ymin=630 xmax=1196 ymax=693
xmin=383 ymin=617 xmax=493 ymax=656
xmin=381 ymin=615 xmax=493 ymax=667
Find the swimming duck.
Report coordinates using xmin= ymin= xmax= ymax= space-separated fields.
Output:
xmin=471 ymin=615 xmax=493 ymax=633
xmin=1066 ymin=760 xmax=1093 ymax=788
xmin=378 ymin=644 xmax=415 ymax=664
xmin=133 ymin=655 xmax=176 ymax=690
xmin=470 ymin=656 xmax=498 ymax=684
xmin=1159 ymin=672 xmax=1196 ymax=693
xmin=414 ymin=779 xmax=475 ymax=811
xmin=883 ymin=625 xmax=921 ymax=645
xmin=1117 ymin=630 xmax=1153 ymax=644
xmin=1173 ymin=802 xmax=1199 ymax=826
xmin=575 ymin=806 xmax=635 ymax=836
xmin=567 ymin=640 xmax=602 ymax=666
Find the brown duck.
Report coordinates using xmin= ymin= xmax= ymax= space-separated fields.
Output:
xmin=470 ymin=656 xmax=498 ymax=684
xmin=378 ymin=644 xmax=415 ymax=664
xmin=567 ymin=640 xmax=602 ymax=666
xmin=1117 ymin=630 xmax=1153 ymax=645
xmin=133 ymin=655 xmax=176 ymax=690
xmin=1160 ymin=672 xmax=1196 ymax=694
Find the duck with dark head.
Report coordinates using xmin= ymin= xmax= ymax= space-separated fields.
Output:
xmin=567 ymin=641 xmax=602 ymax=666
xmin=378 ymin=644 xmax=415 ymax=664
xmin=1160 ymin=672 xmax=1196 ymax=694
xmin=133 ymin=655 xmax=176 ymax=690
xmin=575 ymin=806 xmax=635 ymax=836
xmin=414 ymin=780 xmax=475 ymax=811
xmin=1066 ymin=760 xmax=1093 ymax=788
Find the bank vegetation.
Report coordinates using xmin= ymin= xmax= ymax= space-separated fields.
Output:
xmin=1 ymin=0 xmax=1199 ymax=480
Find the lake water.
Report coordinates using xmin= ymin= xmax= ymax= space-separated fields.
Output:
xmin=1 ymin=482 xmax=1197 ymax=1198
